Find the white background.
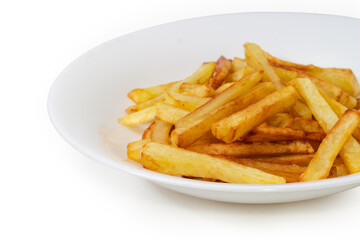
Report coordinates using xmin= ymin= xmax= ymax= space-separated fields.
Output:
xmin=1 ymin=0 xmax=360 ymax=239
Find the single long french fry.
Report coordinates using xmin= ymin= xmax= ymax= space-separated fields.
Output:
xmin=245 ymin=154 xmax=315 ymax=166
xmin=128 ymin=82 xmax=177 ymax=104
xmin=212 ymin=86 xmax=298 ymax=143
xmin=141 ymin=142 xmax=286 ymax=184
xmin=244 ymin=125 xmax=325 ymax=142
xmin=266 ymin=52 xmax=360 ymax=97
xmin=273 ymin=65 xmax=357 ymax=109
xmin=118 ymin=105 xmax=157 ymax=126
xmin=187 ymin=141 xmax=314 ymax=157
xmin=231 ymin=57 xmax=247 ymax=72
xmin=176 ymin=71 xmax=263 ymax=129
xmin=290 ymin=78 xmax=360 ymax=173
xmin=172 ymin=82 xmax=275 ymax=147
xmin=300 ymin=110 xmax=360 ymax=181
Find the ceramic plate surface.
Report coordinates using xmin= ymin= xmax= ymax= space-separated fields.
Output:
xmin=48 ymin=12 xmax=360 ymax=203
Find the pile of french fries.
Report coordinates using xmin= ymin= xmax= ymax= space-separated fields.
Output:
xmin=118 ymin=43 xmax=360 ymax=184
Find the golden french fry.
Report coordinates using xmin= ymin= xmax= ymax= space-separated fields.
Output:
xmin=183 ymin=62 xmax=217 ymax=84
xmin=118 ymin=105 xmax=157 ymax=126
xmin=150 ymin=119 xmax=173 ymax=144
xmin=291 ymin=101 xmax=313 ymax=119
xmin=191 ymin=131 xmax=222 ymax=145
xmin=126 ymin=94 xmax=165 ymax=113
xmin=227 ymin=158 xmax=306 ymax=174
xmin=273 ymin=65 xmax=357 ymax=109
xmin=164 ymin=91 xmax=210 ymax=111
xmin=300 ymin=110 xmax=360 ymax=181
xmin=242 ymin=154 xmax=315 ymax=166
xmin=244 ymin=43 xmax=284 ymax=90
xmin=266 ymin=52 xmax=360 ymax=97
xmin=128 ymin=82 xmax=177 ymax=104
xmin=290 ymin=78 xmax=360 ymax=173
xmin=244 ymin=125 xmax=325 ymax=142
xmin=207 ymin=56 xmax=232 ymax=89
xmin=212 ymin=86 xmax=298 ymax=143
xmin=172 ymin=82 xmax=275 ymax=147
xmin=127 ymin=139 xmax=151 ymax=163
xmin=176 ymin=71 xmax=263 ymax=129
xmin=141 ymin=142 xmax=286 ymax=184
xmin=155 ymin=103 xmax=190 ymax=125
xmin=142 ymin=122 xmax=155 ymax=139
xmin=187 ymin=141 xmax=314 ymax=156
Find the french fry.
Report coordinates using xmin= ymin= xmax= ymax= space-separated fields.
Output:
xmin=273 ymin=65 xmax=357 ymax=109
xmin=227 ymin=158 xmax=306 ymax=174
xmin=245 ymin=154 xmax=315 ymax=166
xmin=244 ymin=43 xmax=284 ymax=90
xmin=142 ymin=122 xmax=155 ymax=139
xmin=126 ymin=94 xmax=165 ymax=113
xmin=155 ymin=103 xmax=190 ymax=124
xmin=300 ymin=110 xmax=360 ymax=181
xmin=187 ymin=141 xmax=314 ymax=157
xmin=127 ymin=139 xmax=151 ymax=163
xmin=164 ymin=91 xmax=211 ymax=111
xmin=266 ymin=52 xmax=360 ymax=97
xmin=176 ymin=71 xmax=263 ymax=129
xmin=207 ymin=56 xmax=232 ymax=89
xmin=290 ymin=78 xmax=360 ymax=173
xmin=128 ymin=82 xmax=177 ymax=104
xmin=118 ymin=105 xmax=157 ymax=126
xmin=212 ymin=86 xmax=298 ymax=143
xmin=141 ymin=142 xmax=286 ymax=184
xmin=244 ymin=125 xmax=325 ymax=142
xmin=179 ymin=82 xmax=213 ymax=97
xmin=150 ymin=119 xmax=173 ymax=144
xmin=183 ymin=62 xmax=217 ymax=84
xmin=172 ymin=82 xmax=275 ymax=147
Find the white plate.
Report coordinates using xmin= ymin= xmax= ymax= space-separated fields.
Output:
xmin=48 ymin=12 xmax=360 ymax=204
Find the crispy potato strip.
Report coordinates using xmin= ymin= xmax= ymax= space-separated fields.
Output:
xmin=118 ymin=105 xmax=157 ymax=125
xmin=150 ymin=119 xmax=173 ymax=144
xmin=187 ymin=141 xmax=314 ymax=157
xmin=141 ymin=142 xmax=286 ymax=184
xmin=244 ymin=125 xmax=325 ymax=142
xmin=300 ymin=110 xmax=360 ymax=181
